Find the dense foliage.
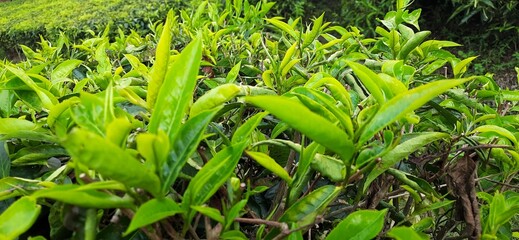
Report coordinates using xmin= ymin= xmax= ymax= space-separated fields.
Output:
xmin=1 ymin=0 xmax=519 ymax=239
xmin=249 ymin=0 xmax=519 ymax=84
xmin=0 ymin=0 xmax=184 ymax=59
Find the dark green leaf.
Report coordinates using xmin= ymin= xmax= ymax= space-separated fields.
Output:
xmin=358 ymin=78 xmax=471 ymax=146
xmin=10 ymin=145 xmax=67 ymax=166
xmin=182 ymin=141 xmax=247 ymax=222
xmin=231 ymin=112 xmax=268 ymax=144
xmin=364 ymin=132 xmax=448 ymax=191
xmin=326 ymin=209 xmax=387 ymax=240
xmin=124 ymin=198 xmax=183 ymax=236
xmin=281 ymin=185 xmax=341 ymax=226
xmin=0 ymin=141 xmax=9 ymax=178
xmin=162 ymin=108 xmax=220 ymax=193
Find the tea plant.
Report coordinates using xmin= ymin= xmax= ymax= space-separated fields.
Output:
xmin=0 ymin=0 xmax=518 ymax=239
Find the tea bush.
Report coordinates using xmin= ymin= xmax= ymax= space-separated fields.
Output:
xmin=0 ymin=0 xmax=184 ymax=59
xmin=0 ymin=0 xmax=518 ymax=239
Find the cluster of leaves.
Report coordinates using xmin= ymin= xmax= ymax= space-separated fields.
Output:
xmin=444 ymin=0 xmax=518 ymax=28
xmin=0 ymin=0 xmax=185 ymax=59
xmin=249 ymin=0 xmax=393 ymax=36
xmin=415 ymin=0 xmax=519 ymax=81
xmin=1 ymin=0 xmax=519 ymax=239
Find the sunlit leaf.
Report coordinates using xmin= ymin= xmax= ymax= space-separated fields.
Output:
xmin=148 ymin=38 xmax=202 ymax=144
xmin=358 ymin=78 xmax=471 ymax=145
xmin=63 ymin=128 xmax=161 ymax=196
xmin=0 ymin=197 xmax=41 ymax=239
xmin=246 ymin=151 xmax=292 ymax=184
xmin=246 ymin=96 xmax=353 ymax=163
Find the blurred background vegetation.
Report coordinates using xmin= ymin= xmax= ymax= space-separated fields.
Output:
xmin=1 ymin=0 xmax=518 ymax=86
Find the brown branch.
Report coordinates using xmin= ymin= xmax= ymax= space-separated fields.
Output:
xmin=272 ymin=215 xmax=325 ymax=240
xmin=414 ymin=144 xmax=512 ymax=165
xmin=161 ymin=220 xmax=180 ymax=239
xmin=188 ymin=225 xmax=201 ymax=240
xmin=477 ymin=177 xmax=519 ymax=190
xmin=234 ymin=217 xmax=289 ymax=230
xmin=120 ymin=208 xmax=161 ymax=240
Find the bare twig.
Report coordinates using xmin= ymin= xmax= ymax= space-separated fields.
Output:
xmin=234 ymin=217 xmax=289 ymax=230
xmin=188 ymin=225 xmax=201 ymax=240
xmin=272 ymin=215 xmax=325 ymax=240
xmin=161 ymin=220 xmax=180 ymax=239
xmin=476 ymin=177 xmax=519 ymax=190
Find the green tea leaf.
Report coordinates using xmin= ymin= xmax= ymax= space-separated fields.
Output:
xmin=221 ymin=230 xmax=248 ymax=240
xmin=63 ymin=128 xmax=161 ymax=196
xmin=106 ymin=118 xmax=134 ymax=148
xmin=262 ymin=70 xmax=274 ymax=89
xmin=387 ymin=226 xmax=429 ymax=240
xmin=225 ymin=199 xmax=247 ymax=230
xmin=364 ymin=132 xmax=449 ymax=191
xmin=147 ymin=11 xmax=173 ymax=109
xmin=288 ymin=142 xmax=321 ymax=205
xmin=190 ymin=83 xmax=240 ymax=118
xmin=0 ymin=177 xmax=44 ymax=201
xmin=124 ymin=198 xmax=183 ymax=236
xmin=280 ymin=43 xmax=298 ymax=73
xmin=326 ymin=209 xmax=387 ymax=240
xmin=246 ymin=151 xmax=292 ymax=184
xmin=191 ymin=205 xmax=224 ymax=223
xmin=162 ymin=108 xmax=220 ymax=193
xmin=5 ymin=66 xmax=58 ymax=110
xmin=397 ymin=31 xmax=430 ymax=60
xmin=70 ymin=92 xmax=106 ymax=136
xmin=346 ymin=61 xmax=390 ymax=104
xmin=231 ymin=112 xmax=268 ymax=145
xmin=136 ymin=132 xmax=169 ymax=178
xmin=245 ymin=96 xmax=353 ymax=163
xmin=266 ymin=17 xmax=297 ymax=38
xmin=148 ymin=38 xmax=202 ymax=144
xmin=47 ymin=97 xmax=80 ymax=128
xmin=471 ymin=125 xmax=518 ymax=147
xmin=182 ymin=142 xmax=247 ymax=222
xmin=281 ymin=185 xmax=341 ymax=226
xmin=292 ymin=87 xmax=353 ymax=137
xmin=10 ymin=144 xmax=67 ymax=166
xmin=0 ymin=196 xmax=41 ymax=239
xmin=51 ymin=59 xmax=82 ymax=82
xmin=305 ymin=75 xmax=353 ymax=116
xmin=358 ymin=78 xmax=471 ymax=145
xmin=0 ymin=90 xmax=14 ymax=118
xmin=302 ymin=13 xmax=324 ymax=49
xmin=311 ymin=154 xmax=345 ymax=182
xmin=118 ymin=87 xmax=148 ymax=109
xmin=226 ymin=61 xmax=242 ymax=83
xmin=95 ymin=40 xmax=111 ymax=74
xmin=0 ymin=118 xmax=39 ymax=134
xmin=32 ymin=184 xmax=134 ymax=208
xmin=0 ymin=141 xmax=9 ymax=178
xmin=453 ymin=56 xmax=477 ymax=78
xmin=0 ymin=118 xmax=56 ymax=142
